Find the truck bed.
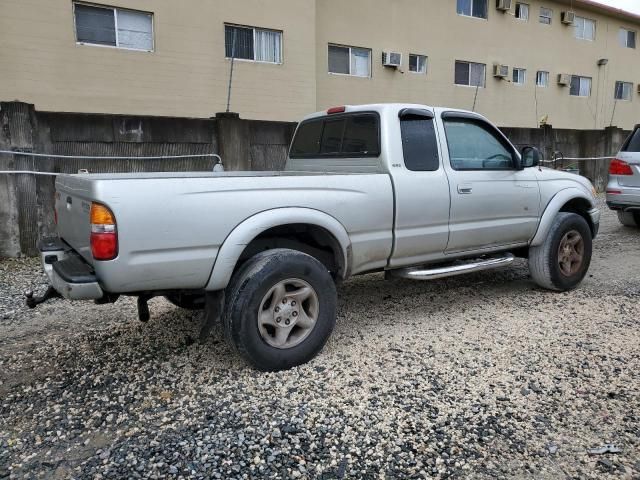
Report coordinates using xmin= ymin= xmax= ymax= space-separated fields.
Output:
xmin=55 ymin=171 xmax=394 ymax=293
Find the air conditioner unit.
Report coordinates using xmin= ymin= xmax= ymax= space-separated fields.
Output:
xmin=496 ymin=0 xmax=512 ymax=11
xmin=493 ymin=64 xmax=509 ymax=78
xmin=558 ymin=73 xmax=571 ymax=86
xmin=561 ymin=11 xmax=576 ymax=24
xmin=382 ymin=51 xmax=402 ymax=68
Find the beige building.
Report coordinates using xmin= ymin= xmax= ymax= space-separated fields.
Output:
xmin=2 ymin=0 xmax=640 ymax=129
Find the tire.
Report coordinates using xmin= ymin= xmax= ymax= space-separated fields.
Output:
xmin=223 ymin=248 xmax=337 ymax=371
xmin=617 ymin=211 xmax=640 ymax=228
xmin=528 ymin=212 xmax=592 ymax=291
xmin=164 ymin=293 xmax=205 ymax=310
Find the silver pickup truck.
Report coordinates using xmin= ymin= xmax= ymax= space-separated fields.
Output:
xmin=33 ymin=104 xmax=600 ymax=371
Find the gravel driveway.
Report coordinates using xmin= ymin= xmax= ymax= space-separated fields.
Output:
xmin=1 ymin=199 xmax=639 ymax=479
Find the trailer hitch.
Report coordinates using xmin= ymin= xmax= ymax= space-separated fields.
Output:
xmin=25 ymin=286 xmax=61 ymax=308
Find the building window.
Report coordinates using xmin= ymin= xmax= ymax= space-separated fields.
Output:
xmin=574 ymin=16 xmax=596 ymax=41
xmin=539 ymin=7 xmax=553 ymax=25
xmin=328 ymin=44 xmax=371 ymax=77
xmin=614 ymin=81 xmax=633 ymax=101
xmin=454 ymin=61 xmax=486 ymax=87
xmin=73 ymin=3 xmax=153 ymax=51
xmin=456 ymin=0 xmax=488 ymax=19
xmin=224 ymin=24 xmax=282 ymax=63
xmin=536 ymin=71 xmax=549 ymax=87
xmin=515 ymin=3 xmax=529 ymax=21
xmin=409 ymin=54 xmax=427 ymax=74
xmin=570 ymin=76 xmax=592 ymax=97
xmin=513 ymin=68 xmax=526 ymax=85
xmin=619 ymin=28 xmax=636 ymax=48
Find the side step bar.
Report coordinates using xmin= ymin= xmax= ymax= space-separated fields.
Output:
xmin=389 ymin=253 xmax=515 ymax=281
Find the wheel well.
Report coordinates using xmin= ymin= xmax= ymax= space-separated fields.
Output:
xmin=559 ymin=198 xmax=595 ymax=236
xmin=236 ymin=224 xmax=346 ymax=280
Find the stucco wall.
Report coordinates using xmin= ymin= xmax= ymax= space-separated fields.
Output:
xmin=315 ymin=0 xmax=640 ymax=130
xmin=0 ymin=0 xmax=317 ymax=122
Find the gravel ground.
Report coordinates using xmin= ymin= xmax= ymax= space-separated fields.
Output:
xmin=1 ymin=198 xmax=639 ymax=479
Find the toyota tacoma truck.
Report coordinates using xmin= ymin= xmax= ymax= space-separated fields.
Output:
xmin=32 ymin=104 xmax=600 ymax=371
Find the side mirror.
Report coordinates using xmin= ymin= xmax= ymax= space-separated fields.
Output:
xmin=520 ymin=146 xmax=541 ymax=169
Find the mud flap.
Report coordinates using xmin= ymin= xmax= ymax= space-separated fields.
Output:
xmin=200 ymin=291 xmax=225 ymax=343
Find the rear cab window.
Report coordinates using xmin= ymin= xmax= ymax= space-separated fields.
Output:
xmin=290 ymin=113 xmax=380 ymax=158
xmin=621 ymin=127 xmax=640 ymax=152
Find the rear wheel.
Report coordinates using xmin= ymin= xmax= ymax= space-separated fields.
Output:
xmin=528 ymin=212 xmax=592 ymax=291
xmin=617 ymin=211 xmax=640 ymax=227
xmin=223 ymin=249 xmax=337 ymax=371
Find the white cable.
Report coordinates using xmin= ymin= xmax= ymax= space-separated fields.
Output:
xmin=0 ymin=170 xmax=60 ymax=176
xmin=0 ymin=150 xmax=221 ymax=161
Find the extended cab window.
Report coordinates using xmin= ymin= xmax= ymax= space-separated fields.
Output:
xmin=290 ymin=113 xmax=380 ymax=158
xmin=400 ymin=113 xmax=439 ymax=171
xmin=443 ymin=117 xmax=515 ymax=170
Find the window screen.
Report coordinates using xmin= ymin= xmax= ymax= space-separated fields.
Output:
xmin=400 ymin=116 xmax=440 ymax=171
xmin=225 ymin=25 xmax=254 ymax=59
xmin=328 ymin=45 xmax=350 ymax=74
xmin=75 ymin=4 xmax=116 ymax=46
xmin=622 ymin=128 xmax=640 ymax=152
xmin=290 ymin=114 xmax=380 ymax=158
xmin=455 ymin=61 xmax=470 ymax=85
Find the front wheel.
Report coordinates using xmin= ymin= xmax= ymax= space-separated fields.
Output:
xmin=223 ymin=249 xmax=337 ymax=371
xmin=617 ymin=211 xmax=640 ymax=227
xmin=528 ymin=212 xmax=592 ymax=291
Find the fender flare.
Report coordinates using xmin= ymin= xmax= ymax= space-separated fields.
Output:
xmin=530 ymin=188 xmax=595 ymax=246
xmin=205 ymin=207 xmax=351 ymax=291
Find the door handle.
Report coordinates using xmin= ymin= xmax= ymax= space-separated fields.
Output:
xmin=457 ymin=184 xmax=473 ymax=194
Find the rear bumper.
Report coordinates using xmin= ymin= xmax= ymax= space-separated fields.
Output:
xmin=39 ymin=237 xmax=104 ymax=300
xmin=606 ymin=182 xmax=640 ymax=211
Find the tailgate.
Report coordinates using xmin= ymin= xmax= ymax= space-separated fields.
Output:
xmin=55 ymin=175 xmax=94 ymax=263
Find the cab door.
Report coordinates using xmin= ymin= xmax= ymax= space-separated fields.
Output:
xmin=389 ymin=108 xmax=451 ymax=267
xmin=438 ymin=113 xmax=540 ymax=253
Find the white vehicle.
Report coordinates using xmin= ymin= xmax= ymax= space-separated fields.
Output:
xmin=32 ymin=104 xmax=600 ymax=370
xmin=606 ymin=125 xmax=640 ymax=227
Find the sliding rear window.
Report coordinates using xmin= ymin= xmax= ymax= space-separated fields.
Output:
xmin=621 ymin=127 xmax=640 ymax=152
xmin=289 ymin=113 xmax=380 ymax=158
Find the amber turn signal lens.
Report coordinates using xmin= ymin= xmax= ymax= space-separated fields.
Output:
xmin=90 ymin=203 xmax=116 ymax=225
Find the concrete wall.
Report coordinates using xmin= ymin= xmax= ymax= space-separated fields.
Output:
xmin=0 ymin=102 xmax=628 ymax=257
xmin=2 ymin=0 xmax=639 ymax=129
xmin=0 ymin=102 xmax=296 ymax=256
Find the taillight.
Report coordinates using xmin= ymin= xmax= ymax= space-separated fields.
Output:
xmin=609 ymin=159 xmax=633 ymax=175
xmin=327 ymin=106 xmax=346 ymax=114
xmin=90 ymin=202 xmax=118 ymax=260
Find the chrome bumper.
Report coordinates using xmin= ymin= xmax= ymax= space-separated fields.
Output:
xmin=39 ymin=238 xmax=104 ymax=300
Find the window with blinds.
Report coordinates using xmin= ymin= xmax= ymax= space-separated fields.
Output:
xmin=569 ymin=76 xmax=592 ymax=97
xmin=328 ymin=44 xmax=371 ymax=77
xmin=73 ymin=3 xmax=153 ymax=51
xmin=454 ymin=61 xmax=486 ymax=87
xmin=224 ymin=24 xmax=282 ymax=64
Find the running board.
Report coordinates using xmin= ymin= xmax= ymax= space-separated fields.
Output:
xmin=389 ymin=253 xmax=515 ymax=281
